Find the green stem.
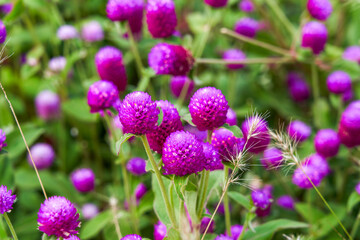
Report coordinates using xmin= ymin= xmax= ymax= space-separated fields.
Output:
xmin=125 ymin=23 xmax=144 ymax=79
xmin=196 ymin=57 xmax=292 ymax=65
xmin=238 ymin=211 xmax=251 ymax=240
xmin=311 ymin=62 xmax=320 ymax=101
xmin=3 ymin=213 xmax=18 ymax=240
xmin=140 ymin=135 xmax=177 ymax=228
xmin=264 ymin=0 xmax=295 ymax=37
xmin=176 ymin=78 xmax=191 ymax=108
xmin=352 ymin=211 xmax=360 ymax=239
xmin=224 ymin=166 xmax=231 ymax=236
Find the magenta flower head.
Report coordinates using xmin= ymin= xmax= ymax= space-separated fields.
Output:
xmin=134 ymin=183 xmax=147 ymax=200
xmin=71 ymin=168 xmax=95 ymax=193
xmin=276 ymin=195 xmax=295 ymax=210
xmin=149 ymin=43 xmax=194 ymax=76
xmin=0 ymin=4 xmax=13 ymax=14
xmin=146 ymin=0 xmax=177 ymax=38
xmin=119 ymin=91 xmax=159 ymax=135
xmin=301 ymin=21 xmax=327 ymax=55
xmin=0 ymin=185 xmax=16 ymax=214
xmin=212 ymin=128 xmax=244 ymax=161
xmin=287 ymin=120 xmax=311 ymax=143
xmin=287 ymin=73 xmax=310 ymax=102
xmin=203 ymin=142 xmax=223 ymax=171
xmin=239 ymin=0 xmax=254 ymax=12
xmin=154 ymin=221 xmax=167 ymax=240
xmin=314 ymin=129 xmax=340 ymax=158
xmin=251 ymin=189 xmax=272 ymax=209
xmin=356 ymin=182 xmax=360 ymax=195
xmin=170 ymin=76 xmax=194 ymax=99
xmin=106 ymin=0 xmax=144 ymax=22
xmin=340 ymin=104 xmax=360 ymax=135
xmin=184 ymin=125 xmax=207 ymax=142
xmin=326 ymin=71 xmax=351 ymax=94
xmin=38 ymin=196 xmax=80 ymax=238
xmin=307 ymin=0 xmax=332 ymax=21
xmin=215 ymin=235 xmax=232 ymax=240
xmin=0 ymin=129 xmax=7 ymax=152
xmin=0 ymin=20 xmax=6 ymax=44
xmin=260 ymin=147 xmax=283 ymax=170
xmin=342 ymin=89 xmax=353 ymax=103
xmin=338 ymin=125 xmax=360 ymax=148
xmin=189 ymin=87 xmax=229 ymax=131
xmin=226 ymin=108 xmax=237 ymax=126
xmin=81 ymin=203 xmax=99 ymax=220
xmin=343 ymin=46 xmax=360 ymax=64
xmin=126 ymin=157 xmax=146 ymax=175
xmin=49 ymin=56 xmax=66 ymax=73
xmin=147 ymin=100 xmax=183 ymax=153
xmin=57 ymin=25 xmax=78 ymax=40
xmin=81 ymin=21 xmax=104 ymax=42
xmin=162 ymin=131 xmax=205 ymax=176
xmin=95 ymin=46 xmax=127 ymax=92
xmin=35 ymin=90 xmax=61 ymax=121
xmin=303 ymin=154 xmax=330 ymax=178
xmin=87 ymin=80 xmax=119 ymax=113
xmin=28 ymin=143 xmax=55 ymax=170
xmin=200 ymin=216 xmax=214 ymax=233
xmin=292 ymin=164 xmax=322 ymax=189
xmin=121 ymin=235 xmax=142 ymax=240
xmin=241 ymin=116 xmax=270 ymax=154
xmin=204 ymin=0 xmax=228 ymax=8
xmin=222 ymin=49 xmax=246 ymax=70
xmin=234 ymin=17 xmax=259 ymax=38
xmin=228 ymin=225 xmax=244 ymax=240
xmin=60 ymin=235 xmax=80 ymax=240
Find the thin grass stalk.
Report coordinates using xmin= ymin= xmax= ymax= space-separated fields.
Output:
xmin=109 ymin=197 xmax=123 ymax=239
xmin=196 ymin=57 xmax=292 ymax=65
xmin=3 ymin=213 xmax=18 ymax=240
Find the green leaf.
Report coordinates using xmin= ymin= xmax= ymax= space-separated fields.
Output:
xmin=165 ymin=228 xmax=181 ymax=240
xmin=116 ymin=133 xmax=136 ymax=155
xmin=80 ymin=210 xmax=113 ymax=239
xmin=3 ymin=0 xmax=23 ymax=23
xmin=295 ymin=203 xmax=326 ymax=224
xmin=243 ymin=219 xmax=308 ymax=240
xmin=173 ymin=175 xmax=189 ymax=201
xmin=314 ymin=204 xmax=346 ymax=237
xmin=223 ymin=125 xmax=243 ymax=138
xmin=152 ymin=174 xmax=171 ymax=225
xmin=228 ymin=191 xmax=251 ymax=210
xmin=62 ymin=98 xmax=97 ymax=123
xmin=206 ymin=170 xmax=224 ymax=196
xmin=312 ymin=98 xmax=332 ymax=129
xmin=184 ymin=183 xmax=198 ymax=223
xmin=157 ymin=106 xmax=164 ymax=126
xmin=347 ymin=191 xmax=360 ymax=212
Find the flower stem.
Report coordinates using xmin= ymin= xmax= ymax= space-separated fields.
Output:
xmin=196 ymin=57 xmax=292 ymax=65
xmin=311 ymin=63 xmax=320 ymax=101
xmin=176 ymin=78 xmax=191 ymax=108
xmin=140 ymin=135 xmax=177 ymax=228
xmin=125 ymin=22 xmax=144 ymax=79
xmin=237 ymin=210 xmax=251 ymax=240
xmin=220 ymin=28 xmax=292 ymax=57
xmin=351 ymin=211 xmax=360 ymax=239
xmin=224 ymin=166 xmax=231 ymax=236
xmin=3 ymin=213 xmax=18 ymax=240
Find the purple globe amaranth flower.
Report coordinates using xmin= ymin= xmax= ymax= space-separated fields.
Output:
xmin=57 ymin=25 xmax=78 ymax=40
xmin=356 ymin=182 xmax=360 ymax=195
xmin=38 ymin=196 xmax=80 ymax=238
xmin=28 ymin=143 xmax=55 ymax=170
xmin=326 ymin=71 xmax=352 ymax=94
xmin=71 ymin=168 xmax=95 ymax=193
xmin=0 ymin=129 xmax=7 ymax=152
xmin=234 ymin=17 xmax=259 ymax=38
xmin=49 ymin=56 xmax=66 ymax=73
xmin=314 ymin=129 xmax=340 ymax=158
xmin=119 ymin=91 xmax=159 ymax=135
xmin=35 ymin=90 xmax=61 ymax=121
xmin=287 ymin=73 xmax=310 ymax=102
xmin=301 ymin=21 xmax=327 ymax=55
xmin=146 ymin=0 xmax=177 ymax=38
xmin=200 ymin=216 xmax=214 ymax=233
xmin=0 ymin=3 xmax=13 ymax=14
xmin=222 ymin=49 xmax=246 ymax=70
xmin=343 ymin=46 xmax=360 ymax=64
xmin=251 ymin=189 xmax=272 ymax=209
xmin=170 ymin=76 xmax=194 ymax=99
xmin=228 ymin=225 xmax=244 ymax=240
xmin=241 ymin=116 xmax=270 ymax=154
xmin=81 ymin=203 xmax=99 ymax=220
xmin=292 ymin=163 xmax=322 ymax=189
xmin=261 ymin=147 xmax=283 ymax=170
xmin=204 ymin=0 xmax=228 ymax=8
xmin=215 ymin=235 xmax=232 ymax=240
xmin=126 ymin=157 xmax=147 ymax=175
xmin=134 ymin=183 xmax=147 ymax=200
xmin=0 ymin=20 xmax=6 ymax=44
xmin=255 ymin=204 xmax=271 ymax=217
xmin=239 ymin=0 xmax=254 ymax=12
xmin=276 ymin=195 xmax=295 ymax=210
xmin=95 ymin=46 xmax=127 ymax=92
xmin=184 ymin=125 xmax=207 ymax=142
xmin=87 ymin=80 xmax=119 ymax=113
xmin=121 ymin=235 xmax=142 ymax=240
xmin=189 ymin=87 xmax=229 ymax=131
xmin=162 ymin=131 xmax=206 ymax=176
xmin=212 ymin=128 xmax=244 ymax=161
xmin=307 ymin=0 xmax=332 ymax=21
xmin=203 ymin=142 xmax=223 ymax=171
xmin=342 ymin=89 xmax=353 ymax=103
xmin=60 ymin=235 xmax=80 ymax=240
xmin=0 ymin=185 xmax=16 ymax=214
xmin=106 ymin=0 xmax=144 ymax=22
xmin=338 ymin=124 xmax=360 ymax=148
xmin=148 ymin=43 xmax=194 ymax=76
xmin=287 ymin=120 xmax=311 ymax=143
xmin=303 ymin=154 xmax=330 ymax=178
xmin=154 ymin=221 xmax=167 ymax=240
xmin=226 ymin=108 xmax=237 ymax=126
xmin=81 ymin=21 xmax=104 ymax=42
xmin=146 ymin=100 xmax=183 ymax=154
xmin=339 ymin=103 xmax=360 ymax=137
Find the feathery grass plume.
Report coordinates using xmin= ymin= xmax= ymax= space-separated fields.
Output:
xmin=0 ymin=40 xmax=12 ymax=65
xmin=201 ymin=111 xmax=266 ymax=240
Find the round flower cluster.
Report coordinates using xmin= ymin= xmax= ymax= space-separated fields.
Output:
xmin=343 ymin=46 xmax=360 ymax=64
xmin=170 ymin=76 xmax=194 ymax=99
xmin=81 ymin=21 xmax=104 ymax=42
xmin=35 ymin=90 xmax=61 ymax=121
xmin=287 ymin=120 xmax=311 ymax=143
xmin=307 ymin=0 xmax=332 ymax=21
xmin=211 ymin=128 xmax=244 ymax=162
xmin=71 ymin=168 xmax=95 ymax=193
xmin=234 ymin=17 xmax=259 ymax=38
xmin=87 ymin=80 xmax=119 ymax=113
xmin=301 ymin=21 xmax=327 ymax=55
xmin=57 ymin=25 xmax=78 ymax=40
xmin=146 ymin=0 xmax=177 ymax=38
xmin=0 ymin=129 xmax=7 ymax=152
xmin=28 ymin=143 xmax=55 ymax=170
xmin=0 ymin=185 xmax=16 ymax=214
xmin=326 ymin=71 xmax=351 ymax=94
xmin=260 ymin=147 xmax=283 ymax=170
xmin=287 ymin=73 xmax=310 ymax=102
xmin=338 ymin=101 xmax=360 ymax=147
xmin=126 ymin=157 xmax=147 ymax=175
xmin=241 ymin=116 xmax=270 ymax=154
xmin=204 ymin=0 xmax=228 ymax=8
xmin=0 ymin=20 xmax=6 ymax=44
xmin=222 ymin=49 xmax=246 ymax=70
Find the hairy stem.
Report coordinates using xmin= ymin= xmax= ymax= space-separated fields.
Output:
xmin=3 ymin=213 xmax=18 ymax=240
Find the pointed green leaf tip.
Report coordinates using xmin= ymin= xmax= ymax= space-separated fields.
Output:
xmin=116 ymin=133 xmax=135 ymax=155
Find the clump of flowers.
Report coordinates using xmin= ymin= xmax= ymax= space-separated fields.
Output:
xmin=57 ymin=25 xmax=78 ymax=40
xmin=121 ymin=234 xmax=142 ymax=240
xmin=126 ymin=157 xmax=147 ymax=175
xmin=307 ymin=0 xmax=332 ymax=21
xmin=276 ymin=195 xmax=295 ymax=210
xmin=28 ymin=143 xmax=55 ymax=170
xmin=169 ymin=76 xmax=194 ymax=99
xmin=239 ymin=0 xmax=254 ymax=12
xmin=234 ymin=17 xmax=259 ymax=38
xmin=81 ymin=21 xmax=104 ymax=42
xmin=326 ymin=71 xmax=351 ymax=94
xmin=241 ymin=116 xmax=270 ymax=154
xmin=222 ymin=49 xmax=246 ymax=70
xmin=301 ymin=21 xmax=327 ymax=54
xmin=260 ymin=147 xmax=283 ymax=170
xmin=343 ymin=46 xmax=360 ymax=64
xmin=314 ymin=129 xmax=340 ymax=158
xmin=211 ymin=128 xmax=244 ymax=161
xmin=203 ymin=142 xmax=223 ymax=170
xmin=48 ymin=56 xmax=66 ymax=73
xmin=0 ymin=185 xmax=16 ymax=214
xmin=146 ymin=0 xmax=177 ymax=38
xmin=35 ymin=90 xmax=61 ymax=121
xmin=87 ymin=80 xmax=119 ymax=113
xmin=71 ymin=168 xmax=96 ymax=193
xmin=287 ymin=120 xmax=311 ymax=143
